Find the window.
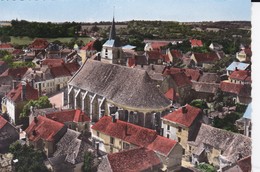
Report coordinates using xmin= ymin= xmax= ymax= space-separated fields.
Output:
xmin=97 ymin=131 xmax=100 ymax=137
xmin=178 ymin=137 xmax=181 ymax=142
xmin=182 ymin=149 xmax=185 ymax=155
xmin=167 ymin=125 xmax=170 ymax=131
xmin=110 ymin=137 xmax=114 ymax=144
xmin=178 ymin=126 xmax=182 ymax=132
xmin=167 ymin=134 xmax=170 ymax=138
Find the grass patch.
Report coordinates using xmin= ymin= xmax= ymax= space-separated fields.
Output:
xmin=11 ymin=36 xmax=93 ymax=45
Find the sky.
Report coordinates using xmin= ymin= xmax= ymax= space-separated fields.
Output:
xmin=0 ymin=0 xmax=251 ymax=22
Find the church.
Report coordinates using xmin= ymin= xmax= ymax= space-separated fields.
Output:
xmin=67 ymin=59 xmax=171 ymax=130
xmin=100 ymin=16 xmax=125 ymax=65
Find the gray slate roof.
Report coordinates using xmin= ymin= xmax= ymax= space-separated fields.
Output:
xmin=69 ymin=60 xmax=171 ymax=111
xmin=192 ymin=82 xmax=220 ymax=94
xmin=190 ymin=124 xmax=251 ymax=163
xmin=226 ymin=62 xmax=250 ymax=71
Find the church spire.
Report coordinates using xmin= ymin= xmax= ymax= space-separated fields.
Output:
xmin=109 ymin=7 xmax=116 ymax=40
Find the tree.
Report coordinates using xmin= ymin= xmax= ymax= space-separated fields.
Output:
xmin=196 ymin=163 xmax=216 ymax=172
xmin=190 ymin=99 xmax=208 ymax=110
xmin=20 ymin=96 xmax=52 ymax=118
xmin=9 ymin=142 xmax=49 ymax=172
xmin=82 ymin=152 xmax=95 ymax=172
xmin=0 ymin=34 xmax=11 ymax=43
xmin=213 ymin=112 xmax=242 ymax=133
xmin=93 ymin=39 xmax=102 ymax=52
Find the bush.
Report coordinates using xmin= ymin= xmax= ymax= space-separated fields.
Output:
xmin=236 ymin=103 xmax=248 ymax=113
xmin=196 ymin=163 xmax=216 ymax=172
xmin=190 ymin=99 xmax=208 ymax=110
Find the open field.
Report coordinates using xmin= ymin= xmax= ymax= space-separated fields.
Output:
xmin=10 ymin=36 xmax=93 ymax=45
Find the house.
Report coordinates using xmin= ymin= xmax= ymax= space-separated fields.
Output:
xmin=25 ymin=115 xmax=67 ymax=157
xmin=222 ymin=156 xmax=251 ymax=172
xmin=28 ymin=38 xmax=49 ymax=52
xmin=229 ymin=70 xmax=251 ymax=85
xmin=101 ymin=17 xmax=125 ymax=65
xmin=219 ymin=81 xmax=251 ymax=104
xmin=190 ymin=39 xmax=203 ymax=48
xmin=0 ymin=116 xmax=19 ymax=153
xmin=22 ymin=61 xmax=80 ymax=94
xmin=134 ymin=64 xmax=165 ymax=83
xmin=97 ymin=148 xmax=162 ymax=172
xmin=209 ymin=43 xmax=223 ymax=51
xmin=2 ymin=81 xmax=38 ymax=124
xmin=0 ymin=67 xmax=28 ymax=81
xmin=30 ymin=109 xmax=90 ymax=132
xmin=68 ymin=59 xmax=171 ymax=129
xmin=236 ymin=47 xmax=252 ymax=62
xmin=161 ymin=70 xmax=192 ymax=105
xmin=0 ymin=61 xmax=8 ymax=75
xmin=236 ymin=103 xmax=252 ymax=137
xmin=192 ymin=82 xmax=219 ymax=101
xmin=161 ymin=104 xmax=202 ymax=155
xmin=190 ymin=52 xmax=219 ymax=69
xmin=92 ymin=116 xmax=183 ymax=171
xmin=226 ymin=62 xmax=250 ymax=76
xmin=48 ymin=129 xmax=98 ymax=172
xmin=144 ymin=41 xmax=169 ymax=52
xmin=188 ymin=124 xmax=251 ymax=170
xmin=0 ymin=43 xmax=14 ymax=52
xmin=197 ymin=72 xmax=220 ymax=83
xmin=145 ymin=50 xmax=164 ymax=65
xmin=167 ymin=49 xmax=183 ymax=63
xmin=80 ymin=40 xmax=98 ymax=63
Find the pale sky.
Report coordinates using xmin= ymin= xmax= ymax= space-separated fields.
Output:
xmin=0 ymin=0 xmax=251 ymax=22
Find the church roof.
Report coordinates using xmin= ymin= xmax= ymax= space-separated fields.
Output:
xmin=69 ymin=60 xmax=171 ymax=112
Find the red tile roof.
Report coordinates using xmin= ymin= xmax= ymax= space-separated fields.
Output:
xmin=161 ymin=54 xmax=170 ymax=62
xmin=25 ymin=115 xmax=65 ymax=142
xmin=146 ymin=51 xmax=162 ymax=60
xmin=151 ymin=42 xmax=168 ymax=50
xmin=0 ymin=43 xmax=13 ymax=49
xmin=45 ymin=109 xmax=90 ymax=123
xmin=127 ymin=57 xmax=136 ymax=67
xmin=220 ymin=81 xmax=251 ymax=97
xmin=42 ymin=59 xmax=64 ymax=67
xmin=6 ymin=82 xmax=38 ymax=102
xmin=164 ymin=88 xmax=178 ymax=101
xmin=244 ymin=48 xmax=252 ymax=57
xmin=147 ymin=135 xmax=177 ymax=156
xmin=81 ymin=40 xmax=96 ymax=51
xmin=170 ymin=50 xmax=183 ymax=59
xmin=184 ymin=68 xmax=201 ymax=81
xmin=193 ymin=52 xmax=219 ymax=64
xmin=171 ymin=72 xmax=192 ymax=87
xmin=163 ymin=104 xmax=201 ymax=127
xmin=108 ymin=147 xmax=161 ymax=172
xmin=0 ymin=116 xmax=8 ymax=130
xmin=190 ymin=39 xmax=203 ymax=47
xmin=237 ymin=156 xmax=251 ymax=172
xmin=63 ymin=62 xmax=80 ymax=74
xmin=92 ymin=116 xmax=158 ymax=147
xmin=50 ymin=65 xmax=71 ymax=78
xmin=29 ymin=38 xmax=49 ymax=50
xmin=0 ymin=67 xmax=28 ymax=79
xmin=229 ymin=70 xmax=251 ymax=82
xmin=12 ymin=49 xmax=24 ymax=55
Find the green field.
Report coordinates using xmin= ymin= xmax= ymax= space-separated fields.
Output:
xmin=10 ymin=36 xmax=93 ymax=45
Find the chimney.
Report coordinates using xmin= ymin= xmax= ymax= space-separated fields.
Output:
xmin=182 ymin=106 xmax=187 ymax=113
xmin=141 ymin=64 xmax=144 ymax=68
xmin=235 ymin=67 xmax=238 ymax=71
xmin=96 ymin=142 xmax=100 ymax=156
xmin=34 ymin=117 xmax=38 ymax=123
xmin=111 ymin=114 xmax=116 ymax=123
xmin=21 ymin=81 xmax=26 ymax=101
xmin=12 ymin=80 xmax=17 ymax=89
xmin=151 ymin=64 xmax=155 ymax=70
